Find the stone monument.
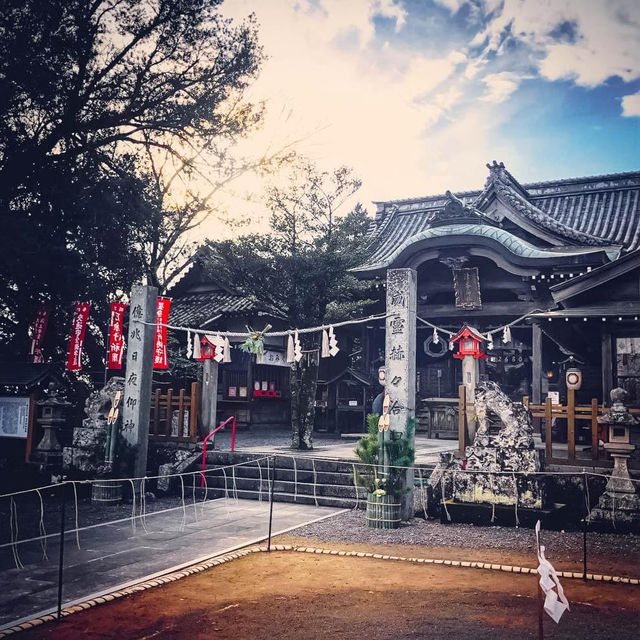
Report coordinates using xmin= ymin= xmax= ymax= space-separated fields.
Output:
xmin=453 ymin=380 xmax=544 ymax=509
xmin=589 ymin=388 xmax=640 ymax=530
xmin=63 ymin=377 xmax=125 ymax=474
xmin=385 ymin=267 xmax=417 ymax=520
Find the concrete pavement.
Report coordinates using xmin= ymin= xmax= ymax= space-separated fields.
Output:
xmin=0 ymin=497 xmax=343 ymax=629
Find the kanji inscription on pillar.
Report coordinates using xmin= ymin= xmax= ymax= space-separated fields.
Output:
xmin=122 ymin=284 xmax=157 ymax=478
xmin=385 ymin=268 xmax=417 ymax=434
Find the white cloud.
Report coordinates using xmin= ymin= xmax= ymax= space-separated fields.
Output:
xmin=621 ymin=92 xmax=640 ymax=117
xmin=481 ymin=72 xmax=522 ymax=103
xmin=476 ymin=0 xmax=640 ymax=87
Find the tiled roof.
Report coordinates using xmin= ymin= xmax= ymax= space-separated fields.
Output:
xmin=0 ymin=362 xmax=60 ymax=388
xmin=169 ymin=292 xmax=259 ymax=328
xmin=361 ymin=167 xmax=639 ymax=273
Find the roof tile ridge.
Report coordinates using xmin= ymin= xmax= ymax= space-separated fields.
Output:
xmin=493 ymin=175 xmax=609 ymax=247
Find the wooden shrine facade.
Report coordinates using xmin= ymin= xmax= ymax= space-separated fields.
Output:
xmin=354 ymin=163 xmax=640 ymax=438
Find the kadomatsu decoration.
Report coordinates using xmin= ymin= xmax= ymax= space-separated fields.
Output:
xmin=240 ymin=324 xmax=273 ymax=355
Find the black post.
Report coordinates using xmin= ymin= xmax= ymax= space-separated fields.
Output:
xmin=267 ymin=456 xmax=276 ymax=552
xmin=57 ymin=482 xmax=67 ymax=620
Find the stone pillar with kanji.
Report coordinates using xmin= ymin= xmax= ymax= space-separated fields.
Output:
xmin=385 ymin=268 xmax=417 ymax=520
xmin=122 ymin=284 xmax=157 ymax=479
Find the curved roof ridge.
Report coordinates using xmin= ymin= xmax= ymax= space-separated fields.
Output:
xmin=490 ymin=171 xmax=611 ymax=247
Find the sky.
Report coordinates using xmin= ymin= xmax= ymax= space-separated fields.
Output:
xmin=212 ymin=0 xmax=640 ymax=227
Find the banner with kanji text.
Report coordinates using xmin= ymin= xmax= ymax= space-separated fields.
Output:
xmin=153 ymin=297 xmax=171 ymax=369
xmin=107 ymin=302 xmax=127 ymax=369
xmin=67 ymin=303 xmax=91 ymax=371
xmin=29 ymin=307 xmax=49 ymax=363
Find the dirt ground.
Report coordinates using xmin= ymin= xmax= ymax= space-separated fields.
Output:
xmin=21 ymin=549 xmax=640 ymax=640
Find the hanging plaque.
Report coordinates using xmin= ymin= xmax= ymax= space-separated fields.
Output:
xmin=453 ymin=267 xmax=482 ymax=310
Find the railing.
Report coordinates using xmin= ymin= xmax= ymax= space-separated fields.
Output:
xmin=149 ymin=382 xmax=199 ymax=442
xmin=524 ymin=390 xmax=640 ymax=468
xmin=457 ymin=385 xmax=640 ymax=468
xmin=201 ymin=416 xmax=236 ymax=487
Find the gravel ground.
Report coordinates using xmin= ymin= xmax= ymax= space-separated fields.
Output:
xmin=282 ymin=509 xmax=640 ymax=573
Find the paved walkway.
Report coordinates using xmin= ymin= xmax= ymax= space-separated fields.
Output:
xmin=213 ymin=429 xmax=457 ymax=464
xmin=0 ymin=498 xmax=343 ymax=629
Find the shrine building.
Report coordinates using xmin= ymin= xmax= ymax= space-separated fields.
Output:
xmin=353 ymin=161 xmax=640 ymax=440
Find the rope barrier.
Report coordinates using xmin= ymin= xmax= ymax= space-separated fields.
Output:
xmin=351 ymin=464 xmax=360 ymax=511
xmin=312 ymin=459 xmax=319 ymax=507
xmin=128 ymin=479 xmax=137 ymax=535
xmin=178 ymin=475 xmax=186 ymax=532
xmin=9 ymin=497 xmax=24 ymax=570
xmin=35 ymin=488 xmax=48 ymax=561
xmin=71 ymin=482 xmax=81 ymax=550
xmin=191 ymin=474 xmax=198 ymax=523
xmin=256 ymin=459 xmax=264 ymax=502
xmin=292 ymin=456 xmax=298 ymax=503
xmin=441 ymin=471 xmax=451 ymax=522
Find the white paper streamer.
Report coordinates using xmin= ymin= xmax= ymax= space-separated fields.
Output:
xmin=294 ymin=330 xmax=303 ymax=362
xmin=286 ymin=334 xmax=295 ymax=363
xmin=328 ymin=325 xmax=339 ymax=356
xmin=186 ymin=331 xmax=193 ymax=359
xmin=321 ymin=328 xmax=330 ymax=358
xmin=223 ymin=336 xmax=231 ymax=363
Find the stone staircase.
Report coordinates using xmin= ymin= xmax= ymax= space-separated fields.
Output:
xmin=198 ymin=451 xmax=434 ymax=510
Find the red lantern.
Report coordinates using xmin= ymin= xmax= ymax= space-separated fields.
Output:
xmin=195 ymin=336 xmax=216 ymax=361
xmin=451 ymin=326 xmax=486 ymax=360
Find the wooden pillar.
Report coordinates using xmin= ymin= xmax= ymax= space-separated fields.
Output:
xmin=200 ymin=359 xmax=219 ymax=437
xmin=531 ymin=322 xmax=542 ymax=405
xmin=601 ymin=331 xmax=613 ymax=405
xmin=122 ymin=284 xmax=157 ymax=479
xmin=385 ymin=268 xmax=417 ymax=521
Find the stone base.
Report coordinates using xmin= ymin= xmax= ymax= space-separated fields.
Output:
xmin=454 ymin=472 xmax=544 ymax=509
xmin=589 ymin=490 xmax=640 ymax=533
xmin=441 ymin=500 xmax=566 ymax=528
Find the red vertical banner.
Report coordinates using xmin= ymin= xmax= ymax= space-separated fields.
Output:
xmin=153 ymin=297 xmax=171 ymax=370
xmin=107 ymin=302 xmax=127 ymax=369
xmin=67 ymin=303 xmax=91 ymax=371
xmin=29 ymin=307 xmax=49 ymax=363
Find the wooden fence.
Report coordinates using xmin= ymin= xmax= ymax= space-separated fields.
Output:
xmin=149 ymin=382 xmax=199 ymax=443
xmin=457 ymin=385 xmax=640 ymax=468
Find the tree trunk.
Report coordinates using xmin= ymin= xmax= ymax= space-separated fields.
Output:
xmin=290 ymin=334 xmax=319 ymax=450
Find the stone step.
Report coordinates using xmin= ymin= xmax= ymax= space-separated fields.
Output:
xmin=201 ymin=474 xmax=366 ymax=499
xmin=195 ymin=486 xmax=361 ymax=510
xmin=204 ymin=464 xmax=370 ymax=486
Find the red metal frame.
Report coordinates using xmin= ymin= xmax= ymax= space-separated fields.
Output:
xmin=201 ymin=416 xmax=236 ymax=487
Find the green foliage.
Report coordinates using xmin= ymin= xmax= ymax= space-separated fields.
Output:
xmin=354 ymin=415 xmax=416 ymax=496
xmin=206 ymin=161 xmax=377 ymax=449
xmin=0 ymin=0 xmax=263 ymax=366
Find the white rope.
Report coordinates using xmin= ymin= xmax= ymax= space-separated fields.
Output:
xmin=139 ymin=478 xmax=150 ymax=534
xmin=489 ymin=474 xmax=496 ymax=523
xmin=232 ymin=465 xmax=239 ymax=501
xmin=417 ymin=467 xmax=428 ymax=520
xmin=191 ymin=474 xmax=198 ymax=522
xmin=512 ymin=472 xmax=520 ymax=527
xmin=441 ymin=470 xmax=451 ymax=522
xmin=10 ymin=497 xmax=24 ymax=570
xmin=292 ymin=456 xmax=298 ymax=502
xmin=312 ymin=459 xmax=319 ymax=507
xmin=128 ymin=479 xmax=137 ymax=535
xmin=583 ymin=472 xmax=591 ymax=523
xmin=72 ymin=482 xmax=81 ymax=550
xmin=200 ymin=470 xmax=209 ymax=516
xmin=221 ymin=467 xmax=230 ymax=499
xmin=256 ymin=459 xmax=264 ymax=503
xmin=137 ymin=312 xmax=391 ymax=339
xmin=178 ymin=474 xmax=186 ymax=532
xmin=35 ymin=489 xmax=48 ymax=561
xmin=351 ymin=463 xmax=360 ymax=510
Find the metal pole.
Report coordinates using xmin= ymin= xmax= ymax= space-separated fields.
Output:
xmin=582 ymin=472 xmax=588 ymax=581
xmin=57 ymin=482 xmax=67 ymax=620
xmin=267 ymin=456 xmax=275 ymax=552
xmin=537 ymin=583 xmax=544 ymax=640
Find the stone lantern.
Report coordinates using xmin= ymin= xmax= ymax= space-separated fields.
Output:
xmin=32 ymin=382 xmax=71 ymax=468
xmin=590 ymin=388 xmax=640 ymax=528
